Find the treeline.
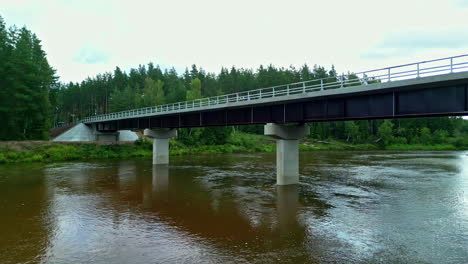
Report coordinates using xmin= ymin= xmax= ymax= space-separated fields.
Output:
xmin=313 ymin=118 xmax=468 ymax=148
xmin=0 ymin=16 xmax=56 ymax=140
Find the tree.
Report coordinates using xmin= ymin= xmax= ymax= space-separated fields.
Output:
xmin=377 ymin=120 xmax=394 ymax=146
xmin=109 ymin=85 xmax=136 ymax=112
xmin=164 ymin=68 xmax=186 ymax=103
xmin=433 ymin=129 xmax=448 ymax=144
xmin=137 ymin=77 xmax=165 ymax=107
xmin=0 ymin=16 xmax=12 ymax=139
xmin=0 ymin=21 xmax=55 ymax=140
xmin=420 ymin=127 xmax=432 ymax=145
xmin=187 ymin=78 xmax=202 ymax=101
xmin=344 ymin=121 xmax=360 ymax=143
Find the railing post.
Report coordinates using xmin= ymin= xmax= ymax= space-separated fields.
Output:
xmin=417 ymin=63 xmax=420 ymax=78
xmin=340 ymin=77 xmax=344 ymax=88
xmin=273 ymin=87 xmax=276 ymax=96
xmin=388 ymin=68 xmax=391 ymax=81
xmin=450 ymin=57 xmax=453 ymax=73
xmin=247 ymin=91 xmax=250 ymax=100
xmin=286 ymin=85 xmax=290 ymax=95
xmin=320 ymin=79 xmax=323 ymax=90
xmin=303 ymin=82 xmax=306 ymax=93
xmin=259 ymin=89 xmax=262 ymax=99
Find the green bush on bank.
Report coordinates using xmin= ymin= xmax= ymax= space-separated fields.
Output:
xmin=170 ymin=132 xmax=276 ymax=155
xmin=0 ymin=143 xmax=154 ymax=164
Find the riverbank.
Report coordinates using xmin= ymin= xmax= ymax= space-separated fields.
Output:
xmin=0 ymin=132 xmax=466 ymax=164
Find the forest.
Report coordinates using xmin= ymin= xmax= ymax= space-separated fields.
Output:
xmin=0 ymin=16 xmax=56 ymax=140
xmin=1 ymin=16 xmax=467 ymax=149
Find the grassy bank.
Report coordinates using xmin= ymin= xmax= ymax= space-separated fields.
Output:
xmin=0 ymin=132 xmax=466 ymax=164
xmin=0 ymin=141 xmax=153 ymax=164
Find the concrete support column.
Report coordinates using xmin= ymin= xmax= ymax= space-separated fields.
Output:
xmin=264 ymin=123 xmax=310 ymax=185
xmin=144 ymin=128 xmax=177 ymax=165
xmin=152 ymin=138 xmax=169 ymax=164
xmin=276 ymin=139 xmax=299 ymax=185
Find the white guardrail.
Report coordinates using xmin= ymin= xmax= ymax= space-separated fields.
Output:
xmin=81 ymin=54 xmax=468 ymax=123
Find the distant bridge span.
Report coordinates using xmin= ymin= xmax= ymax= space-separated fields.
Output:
xmin=77 ymin=55 xmax=468 ymax=185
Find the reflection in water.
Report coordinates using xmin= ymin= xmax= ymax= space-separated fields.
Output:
xmin=276 ymin=185 xmax=299 ymax=234
xmin=152 ymin=164 xmax=169 ymax=200
xmin=0 ymin=151 xmax=467 ymax=263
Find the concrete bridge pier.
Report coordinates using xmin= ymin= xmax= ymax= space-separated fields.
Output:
xmin=264 ymin=123 xmax=310 ymax=185
xmin=144 ymin=128 xmax=177 ymax=165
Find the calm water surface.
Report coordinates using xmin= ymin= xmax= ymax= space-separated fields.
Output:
xmin=0 ymin=151 xmax=467 ymax=263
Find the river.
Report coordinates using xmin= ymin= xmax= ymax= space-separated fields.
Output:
xmin=0 ymin=151 xmax=467 ymax=263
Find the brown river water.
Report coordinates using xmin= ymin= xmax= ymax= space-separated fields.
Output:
xmin=0 ymin=151 xmax=467 ymax=264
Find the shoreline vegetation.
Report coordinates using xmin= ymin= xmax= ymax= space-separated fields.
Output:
xmin=0 ymin=132 xmax=466 ymax=164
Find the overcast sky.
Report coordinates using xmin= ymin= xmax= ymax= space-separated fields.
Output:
xmin=2 ymin=0 xmax=468 ymax=84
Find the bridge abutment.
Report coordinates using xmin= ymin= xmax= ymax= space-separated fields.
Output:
xmin=264 ymin=123 xmax=310 ymax=185
xmin=144 ymin=128 xmax=177 ymax=165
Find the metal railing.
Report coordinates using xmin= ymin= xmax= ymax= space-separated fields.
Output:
xmin=81 ymin=54 xmax=468 ymax=123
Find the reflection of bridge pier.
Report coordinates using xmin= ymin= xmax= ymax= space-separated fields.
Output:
xmin=276 ymin=185 xmax=300 ymax=235
xmin=152 ymin=165 xmax=169 ymax=202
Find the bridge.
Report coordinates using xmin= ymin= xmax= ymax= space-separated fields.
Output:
xmin=72 ymin=55 xmax=468 ymax=185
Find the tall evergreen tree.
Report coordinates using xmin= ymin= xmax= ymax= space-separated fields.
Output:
xmin=0 ymin=24 xmax=55 ymax=140
xmin=137 ymin=77 xmax=165 ymax=107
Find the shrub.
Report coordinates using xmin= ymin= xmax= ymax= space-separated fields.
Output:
xmin=44 ymin=146 xmax=80 ymax=161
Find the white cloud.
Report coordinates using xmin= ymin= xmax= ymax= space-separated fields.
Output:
xmin=1 ymin=0 xmax=468 ymax=83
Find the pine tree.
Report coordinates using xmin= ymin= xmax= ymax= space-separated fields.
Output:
xmin=0 ymin=16 xmax=12 ymax=139
xmin=0 ymin=22 xmax=55 ymax=140
xmin=187 ymin=78 xmax=202 ymax=101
